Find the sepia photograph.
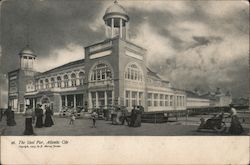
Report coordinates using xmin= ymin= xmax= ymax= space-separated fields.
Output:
xmin=0 ymin=0 xmax=249 ymax=137
xmin=1 ymin=0 xmax=249 ymax=164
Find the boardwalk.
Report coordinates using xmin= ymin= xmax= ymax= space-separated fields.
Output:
xmin=0 ymin=114 xmax=249 ymax=136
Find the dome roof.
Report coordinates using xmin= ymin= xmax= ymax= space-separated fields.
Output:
xmin=19 ymin=45 xmax=35 ymax=56
xmin=105 ymin=1 xmax=128 ymax=16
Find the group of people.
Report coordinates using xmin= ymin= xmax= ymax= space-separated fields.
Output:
xmin=198 ymin=104 xmax=244 ymax=135
xmin=23 ymin=104 xmax=54 ymax=135
xmin=108 ymin=105 xmax=143 ymax=127
xmin=129 ymin=106 xmax=143 ymax=127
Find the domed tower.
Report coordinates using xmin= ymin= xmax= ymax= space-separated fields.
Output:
xmin=19 ymin=44 xmax=36 ymax=71
xmin=103 ymin=0 xmax=129 ymax=39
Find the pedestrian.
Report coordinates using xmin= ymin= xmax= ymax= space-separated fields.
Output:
xmin=91 ymin=110 xmax=98 ymax=128
xmin=44 ymin=105 xmax=54 ymax=127
xmin=122 ymin=108 xmax=130 ymax=126
xmin=129 ymin=105 xmax=136 ymax=127
xmin=69 ymin=112 xmax=76 ymax=125
xmin=228 ymin=104 xmax=244 ymax=135
xmin=32 ymin=107 xmax=36 ymax=124
xmin=35 ymin=104 xmax=44 ymax=128
xmin=23 ymin=105 xmax=35 ymax=135
xmin=0 ymin=108 xmax=3 ymax=122
xmin=134 ymin=106 xmax=142 ymax=127
xmin=5 ymin=106 xmax=16 ymax=126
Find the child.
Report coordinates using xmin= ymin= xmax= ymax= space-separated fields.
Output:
xmin=91 ymin=111 xmax=98 ymax=128
xmin=69 ymin=112 xmax=76 ymax=125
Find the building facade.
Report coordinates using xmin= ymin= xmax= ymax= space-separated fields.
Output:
xmin=0 ymin=73 xmax=8 ymax=109
xmin=186 ymin=91 xmax=210 ymax=108
xmin=8 ymin=1 xmax=187 ymax=113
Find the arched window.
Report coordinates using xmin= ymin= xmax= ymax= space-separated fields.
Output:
xmin=40 ymin=80 xmax=44 ymax=89
xmin=45 ymin=79 xmax=49 ymax=88
xmin=71 ymin=73 xmax=76 ymax=87
xmin=125 ymin=63 xmax=143 ymax=81
xmin=57 ymin=76 xmax=62 ymax=88
xmin=90 ymin=63 xmax=112 ymax=82
xmin=63 ymin=75 xmax=69 ymax=87
xmin=51 ymin=77 xmax=55 ymax=88
xmin=79 ymin=72 xmax=85 ymax=86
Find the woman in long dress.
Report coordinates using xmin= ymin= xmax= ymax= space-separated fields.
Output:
xmin=229 ymin=105 xmax=244 ymax=135
xmin=129 ymin=106 xmax=136 ymax=127
xmin=133 ymin=106 xmax=142 ymax=127
xmin=5 ymin=106 xmax=16 ymax=126
xmin=23 ymin=106 xmax=35 ymax=135
xmin=35 ymin=104 xmax=44 ymax=128
xmin=44 ymin=106 xmax=54 ymax=127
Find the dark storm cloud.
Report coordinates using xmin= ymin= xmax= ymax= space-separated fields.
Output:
xmin=1 ymin=0 xmax=106 ymax=73
xmin=188 ymin=36 xmax=223 ymax=49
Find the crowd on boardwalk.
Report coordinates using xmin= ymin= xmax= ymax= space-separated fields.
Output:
xmin=23 ymin=104 xmax=54 ymax=135
xmin=0 ymin=104 xmax=246 ymax=135
xmin=0 ymin=104 xmax=54 ymax=135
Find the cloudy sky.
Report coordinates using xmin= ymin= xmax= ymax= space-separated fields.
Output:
xmin=0 ymin=0 xmax=249 ymax=98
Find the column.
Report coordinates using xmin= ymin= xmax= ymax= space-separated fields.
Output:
xmin=104 ymin=91 xmax=108 ymax=108
xmin=88 ymin=92 xmax=92 ymax=109
xmin=96 ymin=92 xmax=99 ymax=108
xmin=162 ymin=94 xmax=165 ymax=107
xmin=136 ymin=91 xmax=139 ymax=106
xmin=76 ymin=74 xmax=80 ymax=86
xmin=184 ymin=96 xmax=186 ymax=107
xmin=65 ymin=95 xmax=68 ymax=107
xmin=182 ymin=96 xmax=184 ymax=107
xmin=33 ymin=98 xmax=35 ymax=109
xmin=126 ymin=22 xmax=129 ymax=40
xmin=168 ymin=95 xmax=170 ymax=107
xmin=105 ymin=20 xmax=108 ymax=38
xmin=119 ymin=18 xmax=123 ymax=38
xmin=24 ymin=99 xmax=26 ymax=112
xmin=129 ymin=91 xmax=132 ymax=107
xmin=73 ymin=94 xmax=76 ymax=109
xmin=112 ymin=90 xmax=114 ymax=105
xmin=111 ymin=18 xmax=114 ymax=38
xmin=152 ymin=93 xmax=154 ymax=107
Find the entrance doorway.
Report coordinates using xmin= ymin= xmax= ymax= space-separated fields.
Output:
xmin=41 ymin=96 xmax=50 ymax=113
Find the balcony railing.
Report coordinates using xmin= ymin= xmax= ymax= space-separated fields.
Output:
xmin=88 ymin=80 xmax=114 ymax=88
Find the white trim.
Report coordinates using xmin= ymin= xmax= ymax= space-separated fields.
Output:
xmin=89 ymin=50 xmax=112 ymax=59
xmin=125 ymin=50 xmax=143 ymax=60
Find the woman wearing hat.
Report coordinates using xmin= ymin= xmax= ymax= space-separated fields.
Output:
xmin=35 ymin=104 xmax=44 ymax=128
xmin=229 ymin=104 xmax=244 ymax=135
xmin=23 ymin=105 xmax=35 ymax=135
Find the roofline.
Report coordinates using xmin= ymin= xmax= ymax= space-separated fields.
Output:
xmin=38 ymin=59 xmax=85 ymax=75
xmin=8 ymin=69 xmax=20 ymax=74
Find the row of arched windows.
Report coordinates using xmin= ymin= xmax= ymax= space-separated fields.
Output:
xmin=38 ymin=71 xmax=85 ymax=89
xmin=124 ymin=63 xmax=143 ymax=81
xmin=36 ymin=62 xmax=144 ymax=89
xmin=90 ymin=63 xmax=112 ymax=82
xmin=89 ymin=62 xmax=144 ymax=82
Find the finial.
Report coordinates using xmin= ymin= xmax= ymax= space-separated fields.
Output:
xmin=114 ymin=0 xmax=118 ymax=4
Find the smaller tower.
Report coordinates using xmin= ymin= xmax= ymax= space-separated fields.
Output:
xmin=19 ymin=44 xmax=36 ymax=71
xmin=103 ymin=0 xmax=129 ymax=40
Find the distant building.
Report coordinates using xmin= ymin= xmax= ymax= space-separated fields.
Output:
xmin=232 ymin=97 xmax=249 ymax=106
xmin=0 ymin=73 xmax=8 ymax=109
xmin=201 ymin=88 xmax=232 ymax=107
xmin=7 ymin=1 xmax=186 ymax=113
xmin=186 ymin=91 xmax=210 ymax=108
